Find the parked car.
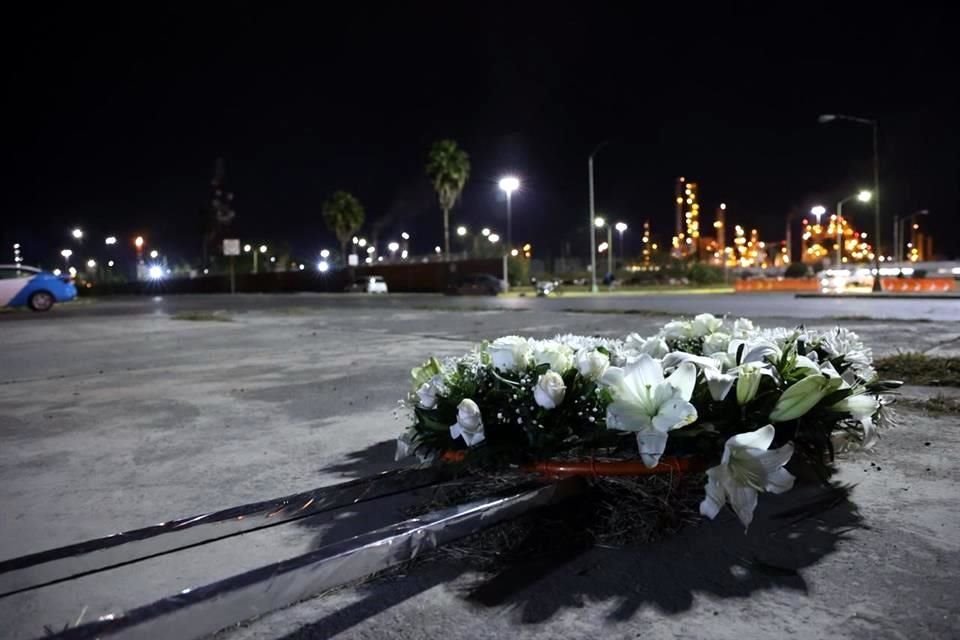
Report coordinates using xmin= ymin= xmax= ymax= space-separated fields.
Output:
xmin=445 ymin=273 xmax=505 ymax=296
xmin=0 ymin=265 xmax=78 ymax=311
xmin=345 ymin=275 xmax=389 ymax=294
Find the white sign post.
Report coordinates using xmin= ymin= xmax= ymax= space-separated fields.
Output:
xmin=223 ymin=239 xmax=241 ymax=294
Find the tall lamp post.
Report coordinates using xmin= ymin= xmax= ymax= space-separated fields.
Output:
xmin=894 ymin=209 xmax=929 ymax=263
xmin=595 ymin=217 xmax=613 ymax=277
xmin=818 ymin=114 xmax=882 ymax=291
xmin=588 ymin=141 xmax=610 ymax=293
xmin=615 ymin=221 xmax=628 ymax=267
xmin=498 ymin=176 xmax=520 ymax=250
xmin=834 ymin=190 xmax=872 ymax=267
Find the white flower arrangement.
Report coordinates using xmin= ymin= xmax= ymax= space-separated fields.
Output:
xmin=398 ymin=314 xmax=901 ymax=529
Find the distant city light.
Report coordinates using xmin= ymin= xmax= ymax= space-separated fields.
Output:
xmin=481 ymin=228 xmax=491 ymax=237
xmin=720 ymin=203 xmax=727 ymax=210
xmin=400 ymin=249 xmax=408 ymax=259
xmin=366 ymin=247 xmax=375 ymax=255
xmin=135 ymin=236 xmax=144 ymax=249
xmin=269 ymin=256 xmax=276 ymax=263
xmin=387 ymin=242 xmax=400 ymax=252
xmin=53 ymin=268 xmax=62 ymax=276
xmin=105 ymin=236 xmax=117 ymax=245
xmin=107 ymin=260 xmax=115 ymax=267
xmin=434 ymin=246 xmax=442 ymax=254
xmin=259 ymin=244 xmax=268 ymax=253
xmin=598 ymin=242 xmax=609 ymax=252
xmin=149 ymin=250 xmax=159 ymax=259
xmin=148 ymin=265 xmax=164 ymax=280
xmin=13 ymin=243 xmax=20 ymax=249
xmin=352 ymin=236 xmax=359 ymax=244
xmin=401 ymin=232 xmax=410 ymax=240
xmin=320 ymin=249 xmax=331 ymax=258
xmin=488 ymin=233 xmax=500 ymax=243
xmin=298 ymin=263 xmax=305 ymax=271
xmin=86 ymin=259 xmax=96 ymax=268
xmin=857 ymin=190 xmax=872 ymax=202
xmin=243 ymin=244 xmax=252 ymax=252
xmin=456 ymin=226 xmax=467 ymax=237
xmin=71 ymin=228 xmax=83 ymax=239
xmin=377 ymin=256 xmax=384 ymax=262
xmin=615 ymin=221 xmax=628 ymax=232
xmin=364 ymin=256 xmax=373 ymax=264
xmin=594 ymin=217 xmax=606 ymax=228
xmin=68 ymin=266 xmax=77 ymax=277
xmin=357 ymin=238 xmax=367 ymax=248
xmin=510 ymin=248 xmax=519 ymax=257
xmin=60 ymin=249 xmax=73 ymax=259
xmin=202 ymin=268 xmax=209 ymax=274
xmin=317 ymin=260 xmax=330 ymax=272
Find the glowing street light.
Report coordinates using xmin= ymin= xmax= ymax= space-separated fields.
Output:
xmin=810 ymin=205 xmax=826 ymax=225
xmin=60 ymin=249 xmax=73 ymax=260
xmin=105 ymin=236 xmax=117 ymax=245
xmin=148 ymin=265 xmax=164 ymax=280
xmin=135 ymin=236 xmax=145 ymax=249
xmin=243 ymin=244 xmax=252 ymax=252
xmin=259 ymin=244 xmax=268 ymax=253
xmin=107 ymin=260 xmax=115 ymax=267
xmin=320 ymin=249 xmax=331 ymax=259
xmin=71 ymin=228 xmax=83 ymax=240
xmin=488 ymin=233 xmax=500 ymax=243
xmin=317 ymin=260 xmax=330 ymax=273
xmin=456 ymin=225 xmax=467 ymax=237
xmin=357 ymin=238 xmax=367 ymax=248
xmin=835 ymin=190 xmax=873 ymax=266
xmin=400 ymin=232 xmax=410 ymax=240
xmin=510 ymin=248 xmax=519 ymax=257
xmin=86 ymin=259 xmax=96 ymax=268
xmin=149 ymin=249 xmax=159 ymax=259
xmin=481 ymin=228 xmax=491 ymax=237
xmin=594 ymin=216 xmax=606 ymax=228
xmin=615 ymin=221 xmax=628 ymax=264
xmin=593 ymin=217 xmax=613 ymax=274
xmin=498 ymin=175 xmax=520 ymax=249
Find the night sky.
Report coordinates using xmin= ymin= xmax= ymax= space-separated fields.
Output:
xmin=4 ymin=4 xmax=958 ymax=267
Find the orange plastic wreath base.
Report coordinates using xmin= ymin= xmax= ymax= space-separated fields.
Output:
xmin=439 ymin=450 xmax=707 ymax=477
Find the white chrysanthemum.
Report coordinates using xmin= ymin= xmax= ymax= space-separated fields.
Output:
xmin=531 ymin=339 xmax=575 ymax=373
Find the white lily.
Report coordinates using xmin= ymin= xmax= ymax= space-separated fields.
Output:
xmin=700 ymin=425 xmax=796 ymax=529
xmin=735 ymin=361 xmax=768 ymax=405
xmin=601 ymin=355 xmax=698 ymax=467
xmin=625 ymin=333 xmax=669 ymax=359
xmin=692 ymin=313 xmax=724 ymax=336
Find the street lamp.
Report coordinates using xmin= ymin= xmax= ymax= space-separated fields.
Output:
xmin=587 ymin=140 xmax=611 ymax=293
xmin=894 ymin=209 xmax=929 ymax=263
xmin=481 ymin=227 xmax=491 ymax=237
xmin=150 ymin=249 xmax=159 ymax=259
xmin=810 ymin=205 xmax=826 ymax=225
xmin=594 ymin=217 xmax=613 ymax=276
xmin=60 ymin=249 xmax=73 ymax=263
xmin=615 ymin=222 xmax=628 ymax=266
xmin=71 ymin=228 xmax=83 ymax=240
xmin=456 ymin=225 xmax=467 ymax=237
xmin=835 ymin=190 xmax=872 ymax=267
xmin=320 ymin=249 xmax=330 ymax=259
xmin=488 ymin=233 xmax=500 ymax=243
xmin=819 ymin=113 xmax=882 ymax=290
xmin=105 ymin=236 xmax=117 ymax=245
xmin=387 ymin=241 xmax=400 ymax=261
xmin=498 ymin=176 xmax=520 ymax=250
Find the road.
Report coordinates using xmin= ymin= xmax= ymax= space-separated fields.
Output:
xmin=0 ymin=293 xmax=958 ymax=639
xmin=2 ymin=290 xmax=958 ymax=322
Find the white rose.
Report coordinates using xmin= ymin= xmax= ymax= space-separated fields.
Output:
xmin=702 ymin=332 xmax=731 ymax=355
xmin=733 ymin=318 xmax=756 ymax=338
xmin=661 ymin=320 xmax=692 ymax=340
xmin=449 ymin=398 xmax=485 ymax=446
xmin=576 ymin=348 xmax=609 ymax=379
xmin=488 ymin=336 xmax=531 ymax=371
xmin=533 ymin=371 xmax=567 ymax=409
xmin=625 ymin=333 xmax=669 ymax=359
xmin=692 ymin=313 xmax=724 ymax=337
xmin=531 ymin=340 xmax=575 ymax=373
xmin=416 ymin=381 xmax=438 ymax=409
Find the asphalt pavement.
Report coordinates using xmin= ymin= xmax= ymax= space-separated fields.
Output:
xmin=2 ymin=290 xmax=958 ymax=322
xmin=0 ymin=293 xmax=958 ymax=639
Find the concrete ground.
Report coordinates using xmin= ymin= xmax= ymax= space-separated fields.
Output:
xmin=0 ymin=293 xmax=958 ymax=639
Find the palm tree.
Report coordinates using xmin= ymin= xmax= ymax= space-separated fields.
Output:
xmin=425 ymin=140 xmax=470 ymax=259
xmin=322 ymin=191 xmax=365 ymax=265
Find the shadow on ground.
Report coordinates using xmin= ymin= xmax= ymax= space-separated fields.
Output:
xmin=287 ymin=440 xmax=865 ymax=638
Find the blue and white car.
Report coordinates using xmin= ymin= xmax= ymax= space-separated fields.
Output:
xmin=0 ymin=265 xmax=78 ymax=311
